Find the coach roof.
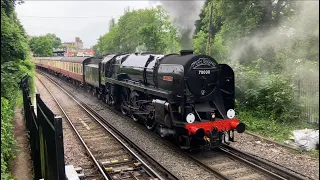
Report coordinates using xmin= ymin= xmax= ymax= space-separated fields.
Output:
xmin=61 ymin=57 xmax=90 ymax=63
xmin=34 ymin=57 xmax=63 ymax=61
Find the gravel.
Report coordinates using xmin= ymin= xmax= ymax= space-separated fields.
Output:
xmin=38 ymin=72 xmax=319 ymax=180
xmin=35 ymin=77 xmax=93 ymax=167
xmin=230 ymin=132 xmax=319 ymax=180
xmin=37 ymin=72 xmax=220 ymax=180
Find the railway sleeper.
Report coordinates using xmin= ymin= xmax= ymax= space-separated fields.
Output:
xmin=211 ymin=162 xmax=235 ymax=169
xmin=223 ymin=167 xmax=249 ymax=176
xmin=234 ymin=173 xmax=264 ymax=180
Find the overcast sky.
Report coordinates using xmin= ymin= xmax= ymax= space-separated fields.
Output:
xmin=16 ymin=1 xmax=159 ymax=48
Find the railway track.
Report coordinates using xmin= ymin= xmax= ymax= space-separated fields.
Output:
xmin=189 ymin=144 xmax=310 ymax=180
xmin=37 ymin=70 xmax=312 ymax=180
xmin=36 ymin=73 xmax=178 ymax=180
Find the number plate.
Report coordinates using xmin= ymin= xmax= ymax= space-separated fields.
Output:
xmin=198 ymin=70 xmax=211 ymax=75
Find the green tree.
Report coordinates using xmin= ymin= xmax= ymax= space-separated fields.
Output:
xmin=1 ymin=1 xmax=35 ymax=179
xmin=45 ymin=33 xmax=62 ymax=49
xmin=96 ymin=6 xmax=180 ymax=55
xmin=193 ymin=0 xmax=319 ymax=127
xmin=109 ymin=18 xmax=116 ymax=30
xmin=29 ymin=36 xmax=53 ymax=57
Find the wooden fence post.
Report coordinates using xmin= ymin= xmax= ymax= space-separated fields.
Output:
xmin=54 ymin=116 xmax=66 ymax=180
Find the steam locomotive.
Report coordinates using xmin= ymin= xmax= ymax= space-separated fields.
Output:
xmin=35 ymin=50 xmax=245 ymax=149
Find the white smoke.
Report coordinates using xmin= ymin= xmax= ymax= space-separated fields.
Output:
xmin=230 ymin=1 xmax=319 ymax=64
xmin=152 ymin=0 xmax=206 ymax=49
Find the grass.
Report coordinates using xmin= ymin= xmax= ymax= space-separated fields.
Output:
xmin=238 ymin=111 xmax=318 ymax=143
xmin=16 ymin=91 xmax=24 ymax=109
xmin=238 ymin=111 xmax=319 ymax=158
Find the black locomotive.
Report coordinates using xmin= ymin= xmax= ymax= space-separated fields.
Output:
xmin=36 ymin=50 xmax=246 ymax=149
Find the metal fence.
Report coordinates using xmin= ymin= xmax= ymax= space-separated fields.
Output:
xmin=20 ymin=74 xmax=66 ymax=180
xmin=295 ymin=79 xmax=319 ymax=125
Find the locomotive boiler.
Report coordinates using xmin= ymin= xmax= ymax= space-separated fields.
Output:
xmin=102 ymin=50 xmax=246 ymax=149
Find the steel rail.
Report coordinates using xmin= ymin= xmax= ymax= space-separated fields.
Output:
xmin=38 ymin=71 xmax=233 ymax=180
xmin=219 ymin=144 xmax=310 ymax=180
xmin=37 ymin=72 xmax=178 ymax=180
xmin=37 ymin=70 xmax=313 ymax=180
xmin=244 ymin=131 xmax=299 ymax=150
xmin=36 ymin=75 xmax=109 ymax=179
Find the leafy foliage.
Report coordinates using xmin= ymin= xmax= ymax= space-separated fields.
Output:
xmin=1 ymin=1 xmax=35 ymax=179
xmin=94 ymin=1 xmax=319 ymax=138
xmin=193 ymin=0 xmax=319 ymax=138
xmin=44 ymin=33 xmax=62 ymax=49
xmin=29 ymin=35 xmax=54 ymax=57
xmin=1 ymin=98 xmax=18 ymax=180
xmin=96 ymin=6 xmax=180 ymax=54
xmin=28 ymin=33 xmax=62 ymax=57
xmin=234 ymin=64 xmax=300 ymax=122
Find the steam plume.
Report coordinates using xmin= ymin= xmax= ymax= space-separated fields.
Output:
xmin=230 ymin=1 xmax=319 ymax=65
xmin=153 ymin=0 xmax=205 ymax=49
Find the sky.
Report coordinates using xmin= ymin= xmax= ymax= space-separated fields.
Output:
xmin=16 ymin=1 xmax=159 ymax=48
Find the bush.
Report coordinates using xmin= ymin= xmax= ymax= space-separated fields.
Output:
xmin=234 ymin=63 xmax=301 ymax=123
xmin=1 ymin=98 xmax=17 ymax=180
xmin=1 ymin=5 xmax=35 ymax=179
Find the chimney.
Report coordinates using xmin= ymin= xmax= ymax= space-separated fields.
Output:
xmin=180 ymin=50 xmax=194 ymax=56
